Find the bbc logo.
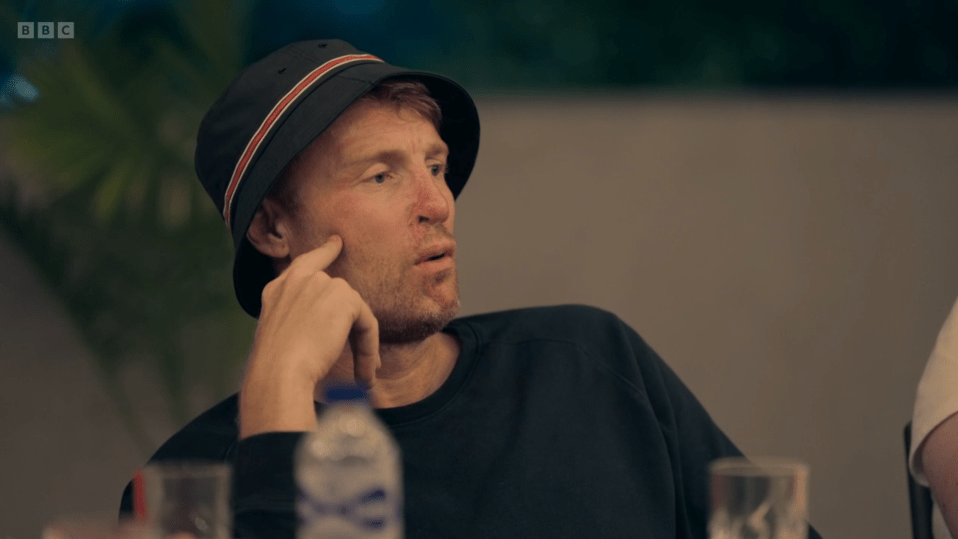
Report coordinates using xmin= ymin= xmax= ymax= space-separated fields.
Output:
xmin=18 ymin=22 xmax=74 ymax=39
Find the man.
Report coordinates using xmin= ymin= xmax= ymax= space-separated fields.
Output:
xmin=121 ymin=39 xmax=821 ymax=539
xmin=911 ymin=294 xmax=958 ymax=539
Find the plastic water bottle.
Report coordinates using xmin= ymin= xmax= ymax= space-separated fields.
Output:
xmin=295 ymin=384 xmax=403 ymax=539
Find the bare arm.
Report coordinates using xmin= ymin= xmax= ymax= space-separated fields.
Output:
xmin=238 ymin=235 xmax=380 ymax=438
xmin=923 ymin=411 xmax=958 ymax=539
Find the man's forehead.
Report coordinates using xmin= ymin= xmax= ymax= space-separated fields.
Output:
xmin=315 ymin=101 xmax=448 ymax=161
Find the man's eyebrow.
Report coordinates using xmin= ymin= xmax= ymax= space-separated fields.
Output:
xmin=343 ymin=144 xmax=449 ymax=168
xmin=342 ymin=150 xmax=402 ymax=169
xmin=425 ymin=142 xmax=450 ymax=157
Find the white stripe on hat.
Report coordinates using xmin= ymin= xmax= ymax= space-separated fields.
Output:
xmin=223 ymin=53 xmax=382 ymax=230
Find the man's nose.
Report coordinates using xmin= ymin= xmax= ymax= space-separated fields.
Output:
xmin=415 ymin=167 xmax=451 ymax=224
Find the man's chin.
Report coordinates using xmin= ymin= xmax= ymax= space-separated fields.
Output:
xmin=376 ymin=300 xmax=460 ymax=344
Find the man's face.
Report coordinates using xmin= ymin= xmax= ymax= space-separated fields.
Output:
xmin=279 ymin=100 xmax=460 ymax=343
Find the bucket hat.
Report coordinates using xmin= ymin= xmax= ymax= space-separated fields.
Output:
xmin=194 ymin=39 xmax=480 ymax=317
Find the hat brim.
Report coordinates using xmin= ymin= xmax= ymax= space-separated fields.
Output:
xmin=230 ymin=64 xmax=480 ymax=318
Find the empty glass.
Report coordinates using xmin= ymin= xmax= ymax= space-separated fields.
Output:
xmin=139 ymin=462 xmax=231 ymax=539
xmin=708 ymin=458 xmax=809 ymax=539
xmin=42 ymin=517 xmax=159 ymax=539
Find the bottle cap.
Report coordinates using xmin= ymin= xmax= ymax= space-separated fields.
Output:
xmin=324 ymin=383 xmax=368 ymax=403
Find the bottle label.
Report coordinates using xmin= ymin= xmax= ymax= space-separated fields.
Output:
xmin=298 ymin=487 xmax=402 ymax=537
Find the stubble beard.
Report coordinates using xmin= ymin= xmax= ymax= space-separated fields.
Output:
xmin=372 ymin=266 xmax=461 ymax=344
xmin=330 ymin=255 xmax=461 ymax=344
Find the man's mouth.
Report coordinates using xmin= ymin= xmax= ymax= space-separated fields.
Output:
xmin=416 ymin=243 xmax=456 ymax=264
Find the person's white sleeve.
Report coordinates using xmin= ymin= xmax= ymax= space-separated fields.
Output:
xmin=911 ymin=294 xmax=958 ymax=485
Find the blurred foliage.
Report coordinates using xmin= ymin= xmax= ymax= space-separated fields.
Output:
xmin=243 ymin=0 xmax=958 ymax=90
xmin=1 ymin=0 xmax=256 ymax=449
xmin=0 ymin=0 xmax=955 ymax=450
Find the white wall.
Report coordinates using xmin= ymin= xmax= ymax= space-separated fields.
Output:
xmin=3 ymin=94 xmax=958 ymax=538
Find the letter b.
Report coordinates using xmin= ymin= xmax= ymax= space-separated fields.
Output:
xmin=18 ymin=22 xmax=34 ymax=38
xmin=38 ymin=22 xmax=54 ymax=38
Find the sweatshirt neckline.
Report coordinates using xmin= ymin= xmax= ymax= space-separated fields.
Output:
xmin=369 ymin=318 xmax=479 ymax=426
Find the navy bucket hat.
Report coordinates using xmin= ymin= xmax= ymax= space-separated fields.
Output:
xmin=194 ymin=39 xmax=480 ymax=317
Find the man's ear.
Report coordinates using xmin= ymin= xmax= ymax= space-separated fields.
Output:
xmin=246 ymin=198 xmax=292 ymax=259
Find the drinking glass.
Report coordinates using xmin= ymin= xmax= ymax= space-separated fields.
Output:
xmin=42 ymin=517 xmax=159 ymax=539
xmin=708 ymin=457 xmax=809 ymax=539
xmin=139 ymin=461 xmax=231 ymax=539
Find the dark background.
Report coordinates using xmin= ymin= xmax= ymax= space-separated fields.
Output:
xmin=4 ymin=0 xmax=958 ymax=99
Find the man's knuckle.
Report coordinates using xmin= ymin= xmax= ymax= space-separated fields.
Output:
xmin=328 ymin=277 xmax=352 ymax=293
xmin=349 ymin=288 xmax=368 ymax=306
xmin=261 ymin=279 xmax=279 ymax=299
xmin=311 ymin=270 xmax=331 ymax=285
xmin=286 ymin=264 xmax=310 ymax=280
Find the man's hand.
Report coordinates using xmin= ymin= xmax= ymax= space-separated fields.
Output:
xmin=238 ymin=235 xmax=380 ymax=438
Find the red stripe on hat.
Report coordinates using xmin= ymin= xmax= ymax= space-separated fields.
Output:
xmin=132 ymin=468 xmax=147 ymax=521
xmin=223 ymin=53 xmax=382 ymax=229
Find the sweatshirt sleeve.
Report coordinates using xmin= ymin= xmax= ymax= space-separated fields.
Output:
xmin=232 ymin=432 xmax=306 ymax=539
xmin=615 ymin=314 xmax=823 ymax=539
xmin=117 ymin=396 xmax=308 ymax=539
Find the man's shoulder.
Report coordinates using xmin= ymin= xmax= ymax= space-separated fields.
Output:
xmin=149 ymin=393 xmax=241 ymax=463
xmin=451 ymin=304 xmax=629 ymax=343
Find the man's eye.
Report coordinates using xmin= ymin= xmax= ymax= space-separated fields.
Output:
xmin=429 ymin=164 xmax=447 ymax=176
xmin=372 ymin=173 xmax=387 ymax=184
